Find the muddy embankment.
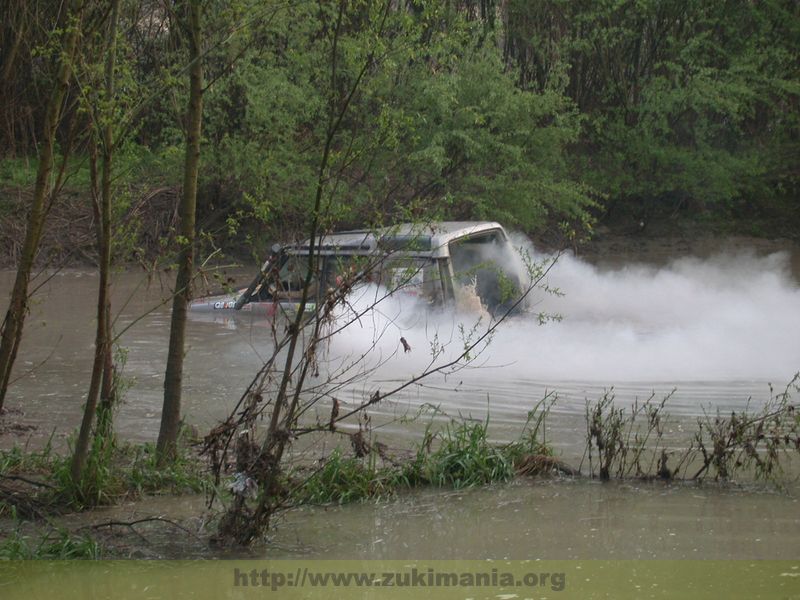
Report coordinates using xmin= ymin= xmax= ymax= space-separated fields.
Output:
xmin=0 ymin=186 xmax=180 ymax=269
xmin=2 ymin=183 xmax=799 ymax=270
xmin=580 ymin=228 xmax=800 ymax=274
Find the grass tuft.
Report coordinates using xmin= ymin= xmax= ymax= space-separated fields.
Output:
xmin=292 ymin=403 xmax=555 ymax=506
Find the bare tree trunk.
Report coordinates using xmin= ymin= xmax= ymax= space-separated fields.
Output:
xmin=0 ymin=1 xmax=29 ymax=156
xmin=0 ymin=6 xmax=26 ymax=84
xmin=156 ymin=0 xmax=203 ymax=463
xmin=71 ymin=0 xmax=120 ymax=483
xmin=0 ymin=0 xmax=83 ymax=412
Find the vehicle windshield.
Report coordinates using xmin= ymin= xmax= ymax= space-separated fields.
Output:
xmin=245 ymin=251 xmax=445 ymax=306
xmin=448 ymin=231 xmax=521 ymax=315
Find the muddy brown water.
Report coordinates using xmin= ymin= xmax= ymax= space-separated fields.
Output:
xmin=1 ymin=239 xmax=799 ymax=559
xmin=40 ymin=478 xmax=800 ymax=560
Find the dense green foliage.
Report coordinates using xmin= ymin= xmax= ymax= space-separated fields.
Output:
xmin=187 ymin=1 xmax=594 ymax=241
xmin=504 ymin=0 xmax=799 ymax=222
xmin=1 ymin=0 xmax=798 ymax=249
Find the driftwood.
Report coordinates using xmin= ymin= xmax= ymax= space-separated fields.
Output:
xmin=0 ymin=479 xmax=51 ymax=519
xmin=515 ymin=454 xmax=580 ymax=477
xmin=80 ymin=517 xmax=199 ymax=541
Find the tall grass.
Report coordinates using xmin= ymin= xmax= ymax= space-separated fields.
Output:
xmin=297 ymin=449 xmax=396 ymax=504
xmin=0 ymin=528 xmax=101 ymax=559
xmin=0 ymin=436 xmax=60 ymax=477
xmin=0 ymin=430 xmax=210 ymax=514
xmin=125 ymin=441 xmax=208 ymax=495
xmin=0 ymin=507 xmax=101 ymax=559
xmin=292 ymin=411 xmax=553 ymax=506
xmin=411 ymin=420 xmax=516 ymax=489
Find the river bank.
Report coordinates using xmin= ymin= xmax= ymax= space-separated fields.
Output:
xmin=2 ymin=181 xmax=799 ymax=270
xmin=3 ymin=476 xmax=799 ymax=560
xmin=1 ymin=231 xmax=799 ymax=560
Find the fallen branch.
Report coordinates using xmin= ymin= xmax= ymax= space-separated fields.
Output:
xmin=0 ymin=474 xmax=56 ymax=489
xmin=80 ymin=516 xmax=199 ymax=541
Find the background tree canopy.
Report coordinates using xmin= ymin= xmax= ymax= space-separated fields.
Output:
xmin=1 ymin=0 xmax=798 ymax=256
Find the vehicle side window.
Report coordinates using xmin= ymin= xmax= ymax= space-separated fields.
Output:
xmin=379 ymin=257 xmax=443 ymax=304
xmin=255 ymin=254 xmax=321 ymax=301
xmin=322 ymin=255 xmax=373 ymax=290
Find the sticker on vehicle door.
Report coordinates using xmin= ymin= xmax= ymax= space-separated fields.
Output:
xmin=213 ymin=300 xmax=237 ymax=309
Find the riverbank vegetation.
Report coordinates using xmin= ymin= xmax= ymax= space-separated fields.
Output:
xmin=1 ymin=0 xmax=799 ymax=554
xmin=2 ymin=375 xmax=798 ymax=556
xmin=0 ymin=428 xmax=208 ymax=518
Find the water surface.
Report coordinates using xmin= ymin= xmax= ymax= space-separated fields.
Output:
xmin=1 ymin=243 xmax=799 ymax=559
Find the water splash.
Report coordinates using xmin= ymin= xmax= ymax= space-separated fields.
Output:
xmin=328 ymin=244 xmax=800 ymax=384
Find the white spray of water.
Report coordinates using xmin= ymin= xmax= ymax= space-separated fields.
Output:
xmin=509 ymin=247 xmax=800 ymax=382
xmin=325 ymin=242 xmax=800 ymax=386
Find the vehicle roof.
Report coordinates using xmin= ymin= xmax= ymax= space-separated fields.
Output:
xmin=285 ymin=221 xmax=507 ymax=259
